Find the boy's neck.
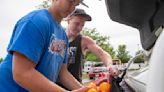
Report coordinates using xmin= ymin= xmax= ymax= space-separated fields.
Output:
xmin=48 ymin=7 xmax=62 ymax=24
xmin=66 ymin=29 xmax=76 ymax=42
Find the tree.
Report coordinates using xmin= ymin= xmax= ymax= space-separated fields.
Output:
xmin=116 ymin=45 xmax=131 ymax=63
xmin=82 ymin=28 xmax=116 ymax=62
xmin=0 ymin=58 xmax=3 ymax=63
xmin=37 ymin=0 xmax=51 ymax=9
xmin=134 ymin=50 xmax=144 ymax=63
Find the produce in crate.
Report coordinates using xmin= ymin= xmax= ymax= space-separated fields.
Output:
xmin=99 ymin=82 xmax=111 ymax=92
xmin=87 ymin=81 xmax=111 ymax=92
xmin=87 ymin=88 xmax=98 ymax=92
xmin=87 ymin=82 xmax=97 ymax=90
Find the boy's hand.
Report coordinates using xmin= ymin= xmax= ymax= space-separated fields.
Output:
xmin=107 ymin=65 xmax=119 ymax=76
xmin=72 ymin=86 xmax=91 ymax=92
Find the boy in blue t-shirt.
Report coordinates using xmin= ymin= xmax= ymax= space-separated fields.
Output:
xmin=0 ymin=0 xmax=90 ymax=92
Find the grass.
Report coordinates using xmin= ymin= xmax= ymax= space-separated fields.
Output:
xmin=82 ymin=72 xmax=89 ymax=80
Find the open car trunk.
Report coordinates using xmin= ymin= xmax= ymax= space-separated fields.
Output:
xmin=105 ymin=0 xmax=164 ymax=50
xmin=105 ymin=0 xmax=164 ymax=92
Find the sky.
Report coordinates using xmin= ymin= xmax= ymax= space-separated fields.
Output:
xmin=0 ymin=0 xmax=142 ymax=58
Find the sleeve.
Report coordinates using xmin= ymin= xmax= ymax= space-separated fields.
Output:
xmin=63 ymin=32 xmax=69 ymax=64
xmin=8 ymin=21 xmax=45 ymax=64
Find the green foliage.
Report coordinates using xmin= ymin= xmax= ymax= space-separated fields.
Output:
xmin=134 ymin=50 xmax=144 ymax=63
xmin=37 ymin=0 xmax=52 ymax=9
xmin=0 ymin=58 xmax=3 ymax=63
xmin=82 ymin=28 xmax=116 ymax=62
xmin=116 ymin=45 xmax=132 ymax=63
xmin=85 ymin=52 xmax=98 ymax=61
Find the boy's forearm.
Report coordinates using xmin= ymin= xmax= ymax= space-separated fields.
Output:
xmin=103 ymin=52 xmax=113 ymax=67
xmin=97 ymin=50 xmax=113 ymax=67
xmin=58 ymin=64 xmax=83 ymax=90
xmin=14 ymin=68 xmax=66 ymax=92
xmin=14 ymin=70 xmax=65 ymax=92
xmin=89 ymin=45 xmax=113 ymax=67
xmin=13 ymin=52 xmax=66 ymax=92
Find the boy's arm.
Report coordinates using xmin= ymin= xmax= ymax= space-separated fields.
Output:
xmin=12 ymin=52 xmax=66 ymax=92
xmin=82 ymin=36 xmax=119 ymax=76
xmin=58 ymin=64 xmax=83 ymax=90
xmin=82 ymin=36 xmax=113 ymax=67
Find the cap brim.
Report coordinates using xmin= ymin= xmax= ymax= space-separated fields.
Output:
xmin=80 ymin=0 xmax=89 ymax=8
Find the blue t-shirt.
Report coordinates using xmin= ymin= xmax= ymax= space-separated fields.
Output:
xmin=0 ymin=9 xmax=68 ymax=92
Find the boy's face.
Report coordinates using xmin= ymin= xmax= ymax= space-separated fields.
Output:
xmin=54 ymin=0 xmax=81 ymax=18
xmin=68 ymin=16 xmax=86 ymax=36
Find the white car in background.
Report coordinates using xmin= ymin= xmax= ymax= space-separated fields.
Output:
xmin=83 ymin=61 xmax=93 ymax=73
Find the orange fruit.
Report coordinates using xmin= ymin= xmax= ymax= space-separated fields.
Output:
xmin=97 ymin=87 xmax=101 ymax=92
xmin=87 ymin=82 xmax=97 ymax=90
xmin=87 ymin=88 xmax=98 ymax=92
xmin=99 ymin=82 xmax=111 ymax=92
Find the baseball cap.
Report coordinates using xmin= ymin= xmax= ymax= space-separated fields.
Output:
xmin=69 ymin=8 xmax=92 ymax=21
xmin=80 ymin=0 xmax=89 ymax=8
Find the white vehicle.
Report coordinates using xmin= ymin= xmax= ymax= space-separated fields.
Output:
xmin=83 ymin=61 xmax=96 ymax=73
xmin=105 ymin=0 xmax=164 ymax=92
xmin=83 ymin=61 xmax=105 ymax=73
